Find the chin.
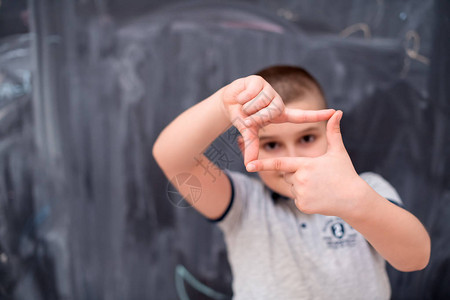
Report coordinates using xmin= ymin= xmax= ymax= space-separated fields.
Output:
xmin=273 ymin=181 xmax=294 ymax=199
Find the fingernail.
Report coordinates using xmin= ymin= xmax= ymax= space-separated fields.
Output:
xmin=247 ymin=163 xmax=256 ymax=172
xmin=244 ymin=119 xmax=252 ymax=127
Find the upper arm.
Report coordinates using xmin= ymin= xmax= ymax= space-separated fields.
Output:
xmin=167 ymin=154 xmax=232 ymax=220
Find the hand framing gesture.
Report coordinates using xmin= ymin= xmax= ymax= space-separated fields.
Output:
xmin=246 ymin=111 xmax=363 ymax=217
xmin=221 ymin=75 xmax=335 ymax=165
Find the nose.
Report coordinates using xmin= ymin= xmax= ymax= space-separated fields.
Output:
xmin=286 ymin=145 xmax=297 ymax=158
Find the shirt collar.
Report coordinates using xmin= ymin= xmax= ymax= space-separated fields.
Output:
xmin=270 ymin=191 xmax=291 ymax=202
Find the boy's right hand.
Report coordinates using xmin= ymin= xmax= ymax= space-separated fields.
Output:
xmin=221 ymin=75 xmax=335 ymax=166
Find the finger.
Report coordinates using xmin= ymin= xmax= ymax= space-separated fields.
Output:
xmin=240 ymin=125 xmax=260 ymax=166
xmin=242 ymin=85 xmax=276 ymax=116
xmin=326 ymin=110 xmax=345 ymax=153
xmin=246 ymin=157 xmax=304 ymax=173
xmin=244 ymin=94 xmax=284 ymax=127
xmin=291 ymin=185 xmax=299 ymax=200
xmin=283 ymin=172 xmax=294 ymax=184
xmin=223 ymin=77 xmax=247 ymax=103
xmin=235 ymin=75 xmax=265 ymax=105
xmin=281 ymin=108 xmax=335 ymax=124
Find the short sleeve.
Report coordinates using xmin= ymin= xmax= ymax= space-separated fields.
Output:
xmin=360 ymin=172 xmax=403 ymax=206
xmin=209 ymin=170 xmax=261 ymax=235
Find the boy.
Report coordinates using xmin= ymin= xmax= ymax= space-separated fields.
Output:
xmin=152 ymin=65 xmax=430 ymax=299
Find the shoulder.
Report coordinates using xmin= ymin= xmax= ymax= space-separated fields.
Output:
xmin=224 ymin=169 xmax=266 ymax=198
xmin=360 ymin=172 xmax=403 ymax=205
xmin=211 ymin=170 xmax=270 ymax=232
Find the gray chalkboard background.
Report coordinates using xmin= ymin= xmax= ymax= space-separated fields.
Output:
xmin=0 ymin=0 xmax=449 ymax=299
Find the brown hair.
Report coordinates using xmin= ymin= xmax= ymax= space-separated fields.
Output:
xmin=255 ymin=65 xmax=327 ymax=108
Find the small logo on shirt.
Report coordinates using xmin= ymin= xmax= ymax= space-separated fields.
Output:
xmin=322 ymin=218 xmax=357 ymax=249
xmin=331 ymin=222 xmax=345 ymax=239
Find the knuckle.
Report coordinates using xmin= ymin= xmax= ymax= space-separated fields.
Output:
xmin=247 ymin=75 xmax=264 ymax=87
xmin=274 ymin=98 xmax=284 ymax=112
xmin=231 ymin=78 xmax=242 ymax=86
xmin=273 ymin=158 xmax=283 ymax=170
xmin=248 ymin=74 xmax=263 ymax=81
xmin=254 ymin=98 xmax=266 ymax=110
xmin=294 ymin=172 xmax=303 ymax=184
xmin=260 ymin=94 xmax=271 ymax=105
xmin=255 ymin=111 xmax=269 ymax=123
xmin=295 ymin=171 xmax=307 ymax=184
xmin=296 ymin=198 xmax=314 ymax=214
xmin=301 ymin=205 xmax=314 ymax=215
xmin=302 ymin=160 xmax=312 ymax=170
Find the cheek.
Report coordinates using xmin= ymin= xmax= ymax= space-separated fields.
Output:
xmin=258 ymin=144 xmax=290 ymax=159
xmin=306 ymin=138 xmax=328 ymax=157
xmin=258 ymin=150 xmax=277 ymax=160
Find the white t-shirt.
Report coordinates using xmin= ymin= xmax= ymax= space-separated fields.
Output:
xmin=213 ymin=170 xmax=402 ymax=300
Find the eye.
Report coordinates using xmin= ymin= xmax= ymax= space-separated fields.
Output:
xmin=300 ymin=135 xmax=316 ymax=144
xmin=262 ymin=142 xmax=280 ymax=151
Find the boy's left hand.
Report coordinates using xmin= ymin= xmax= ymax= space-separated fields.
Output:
xmin=246 ymin=110 xmax=364 ymax=217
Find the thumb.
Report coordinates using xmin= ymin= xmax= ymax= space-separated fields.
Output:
xmin=326 ymin=110 xmax=345 ymax=153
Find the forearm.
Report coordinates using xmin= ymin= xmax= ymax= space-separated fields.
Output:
xmin=342 ymin=180 xmax=430 ymax=272
xmin=153 ymin=87 xmax=232 ymax=174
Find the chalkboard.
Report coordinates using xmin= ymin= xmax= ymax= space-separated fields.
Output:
xmin=0 ymin=0 xmax=449 ymax=299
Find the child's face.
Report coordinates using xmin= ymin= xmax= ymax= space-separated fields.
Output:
xmin=257 ymin=97 xmax=328 ymax=199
